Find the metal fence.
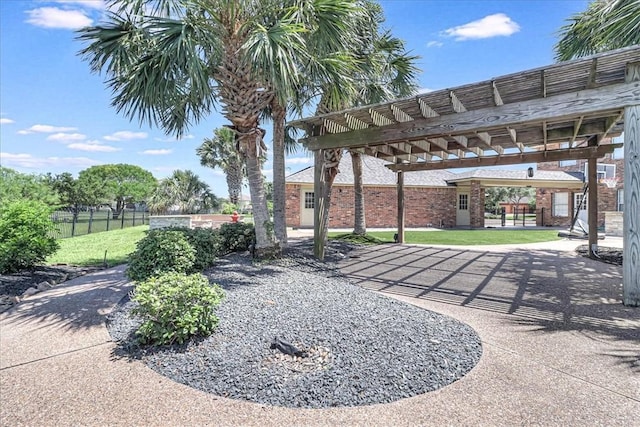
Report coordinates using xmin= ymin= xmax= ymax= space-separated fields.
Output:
xmin=50 ymin=209 xmax=149 ymax=239
xmin=485 ymin=207 xmax=541 ymax=228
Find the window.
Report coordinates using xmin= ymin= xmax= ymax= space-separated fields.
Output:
xmin=613 ymin=134 xmax=624 ymax=159
xmin=552 ymin=192 xmax=569 ymax=217
xmin=304 ymin=192 xmax=314 ymax=209
xmin=584 ymin=163 xmax=615 ymax=181
xmin=559 ymin=142 xmax=577 ymax=166
xmin=574 ymin=193 xmax=587 ymax=211
xmin=458 ymin=194 xmax=468 ymax=210
xmin=618 ymin=188 xmax=624 ymax=212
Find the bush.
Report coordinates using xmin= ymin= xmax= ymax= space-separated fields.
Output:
xmin=221 ymin=202 xmax=238 ymax=215
xmin=0 ymin=200 xmax=59 ymax=274
xmin=218 ymin=222 xmax=255 ymax=254
xmin=170 ymin=227 xmax=223 ymax=271
xmin=131 ymin=272 xmax=224 ymax=345
xmin=127 ymin=229 xmax=196 ymax=282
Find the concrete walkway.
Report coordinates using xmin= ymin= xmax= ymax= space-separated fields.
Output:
xmin=1 ymin=238 xmax=637 ymax=426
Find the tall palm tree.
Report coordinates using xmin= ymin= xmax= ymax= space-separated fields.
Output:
xmin=555 ymin=0 xmax=640 ymax=60
xmin=78 ymin=0 xmax=357 ymax=258
xmin=148 ymin=170 xmax=216 ymax=214
xmin=197 ymin=127 xmax=245 ymax=205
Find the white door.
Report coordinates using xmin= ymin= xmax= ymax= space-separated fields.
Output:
xmin=574 ymin=193 xmax=588 ymax=222
xmin=456 ymin=192 xmax=470 ymax=226
xmin=300 ymin=189 xmax=315 ymax=227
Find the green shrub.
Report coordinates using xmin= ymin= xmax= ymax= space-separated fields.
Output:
xmin=131 ymin=272 xmax=224 ymax=345
xmin=169 ymin=227 xmax=223 ymax=271
xmin=221 ymin=202 xmax=238 ymax=215
xmin=126 ymin=229 xmax=196 ymax=282
xmin=0 ymin=200 xmax=59 ymax=274
xmin=218 ymin=222 xmax=255 ymax=254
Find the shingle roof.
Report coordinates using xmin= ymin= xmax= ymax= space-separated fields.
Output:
xmin=286 ymin=155 xmax=455 ymax=187
xmin=286 ymin=156 xmax=584 ymax=186
xmin=446 ymin=169 xmax=584 ymax=182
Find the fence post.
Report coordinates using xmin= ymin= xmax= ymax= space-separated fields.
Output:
xmin=501 ymin=208 xmax=506 ymax=227
xmin=106 ymin=210 xmax=111 ymax=231
xmin=88 ymin=208 xmax=94 ymax=234
xmin=133 ymin=210 xmax=136 ymax=226
xmin=121 ymin=209 xmax=125 ymax=229
xmin=522 ymin=207 xmax=526 ymax=226
xmin=71 ymin=211 xmax=77 ymax=237
xmin=513 ymin=208 xmax=516 ymax=226
xmin=541 ymin=207 xmax=545 ymax=227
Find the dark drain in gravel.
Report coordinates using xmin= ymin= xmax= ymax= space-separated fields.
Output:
xmin=107 ymin=240 xmax=482 ymax=408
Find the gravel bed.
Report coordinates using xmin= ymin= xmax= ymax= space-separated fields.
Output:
xmin=575 ymin=245 xmax=623 ymax=266
xmin=107 ymin=240 xmax=482 ymax=408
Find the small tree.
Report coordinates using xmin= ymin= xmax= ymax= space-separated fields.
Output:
xmin=197 ymin=127 xmax=245 ymax=205
xmin=0 ymin=167 xmax=59 ymax=206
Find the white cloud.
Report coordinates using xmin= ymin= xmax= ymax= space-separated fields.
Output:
xmin=263 ymin=168 xmax=273 ymax=177
xmin=26 ymin=7 xmax=92 ymax=29
xmin=67 ymin=140 xmax=121 ymax=152
xmin=104 ymin=131 xmax=148 ymax=141
xmin=0 ymin=118 xmax=15 ymax=125
xmin=426 ymin=41 xmax=443 ymax=48
xmin=18 ymin=124 xmax=78 ymax=134
xmin=54 ymin=0 xmax=105 ymax=10
xmin=442 ymin=13 xmax=520 ymax=41
xmin=154 ymin=134 xmax=195 ymax=142
xmin=0 ymin=152 xmax=100 ymax=169
xmin=286 ymin=157 xmax=312 ymax=165
xmin=418 ymin=88 xmax=435 ymax=94
xmin=46 ymin=132 xmax=87 ymax=142
xmin=141 ymin=149 xmax=173 ymax=155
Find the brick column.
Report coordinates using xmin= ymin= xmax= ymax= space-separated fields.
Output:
xmin=470 ymin=180 xmax=485 ymax=228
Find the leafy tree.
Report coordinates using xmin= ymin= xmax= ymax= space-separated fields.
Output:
xmin=148 ymin=170 xmax=218 ymax=214
xmin=555 ymin=0 xmax=640 ymax=60
xmin=0 ymin=167 xmax=59 ymax=206
xmin=49 ymin=172 xmax=84 ymax=211
xmin=484 ymin=187 xmax=509 ymax=212
xmin=505 ymin=187 xmax=535 ymax=219
xmin=485 ymin=187 xmax=535 ymax=218
xmin=77 ymin=164 xmax=157 ymax=213
xmin=197 ymin=127 xmax=245 ymax=205
xmin=77 ymin=0 xmax=359 ymax=258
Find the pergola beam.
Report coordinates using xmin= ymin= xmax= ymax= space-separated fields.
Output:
xmin=387 ymin=143 xmax=621 ymax=172
xmin=303 ymin=82 xmax=636 ymax=151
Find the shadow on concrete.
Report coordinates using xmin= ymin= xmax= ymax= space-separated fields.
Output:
xmin=0 ymin=266 xmax=132 ymax=332
xmin=338 ymin=244 xmax=639 ymax=343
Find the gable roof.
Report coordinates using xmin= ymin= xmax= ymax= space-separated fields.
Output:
xmin=287 ymin=154 xmax=455 ymax=187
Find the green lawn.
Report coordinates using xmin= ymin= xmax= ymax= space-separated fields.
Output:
xmin=330 ymin=229 xmax=561 ymax=246
xmin=47 ymin=225 xmax=149 ymax=267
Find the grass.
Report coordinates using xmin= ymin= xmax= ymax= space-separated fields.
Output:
xmin=47 ymin=225 xmax=149 ymax=267
xmin=330 ymin=229 xmax=561 ymax=246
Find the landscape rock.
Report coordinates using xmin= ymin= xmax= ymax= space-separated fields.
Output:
xmin=21 ymin=287 xmax=38 ymax=298
xmin=37 ymin=281 xmax=52 ymax=291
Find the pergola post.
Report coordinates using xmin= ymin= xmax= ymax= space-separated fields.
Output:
xmin=588 ymin=156 xmax=599 ymax=258
xmin=397 ymin=169 xmax=405 ymax=243
xmin=313 ymin=149 xmax=326 ymax=260
xmin=623 ymin=62 xmax=640 ymax=306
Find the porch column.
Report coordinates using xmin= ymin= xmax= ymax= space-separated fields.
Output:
xmin=397 ymin=170 xmax=405 ymax=243
xmin=587 ymin=156 xmax=598 ymax=258
xmin=623 ymin=62 xmax=640 ymax=306
xmin=470 ymin=180 xmax=484 ymax=228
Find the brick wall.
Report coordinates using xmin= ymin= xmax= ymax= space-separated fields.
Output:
xmin=536 ymin=151 xmax=623 ymax=227
xmin=285 ymin=184 xmax=457 ymax=228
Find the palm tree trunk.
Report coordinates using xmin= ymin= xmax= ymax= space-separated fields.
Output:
xmin=226 ymin=162 xmax=243 ymax=205
xmin=271 ymin=100 xmax=288 ymax=246
xmin=243 ymin=133 xmax=280 ymax=258
xmin=351 ymin=150 xmax=366 ymax=235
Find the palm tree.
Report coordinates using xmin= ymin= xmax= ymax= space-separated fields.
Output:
xmin=197 ymin=127 xmax=245 ymax=205
xmin=555 ymin=0 xmax=640 ymax=60
xmin=312 ymin=2 xmax=419 ymax=246
xmin=148 ymin=170 xmax=217 ymax=214
xmin=78 ymin=0 xmax=358 ymax=258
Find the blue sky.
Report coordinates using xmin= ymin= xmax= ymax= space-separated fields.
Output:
xmin=0 ymin=0 xmax=590 ymax=198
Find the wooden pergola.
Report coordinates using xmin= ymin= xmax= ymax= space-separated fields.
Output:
xmin=289 ymin=46 xmax=640 ymax=306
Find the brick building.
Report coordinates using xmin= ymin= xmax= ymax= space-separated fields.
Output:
xmin=285 ymin=155 xmax=586 ymax=229
xmin=535 ymin=142 xmax=624 ymax=228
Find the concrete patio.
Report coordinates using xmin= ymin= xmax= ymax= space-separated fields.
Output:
xmin=0 ymin=237 xmax=638 ymax=426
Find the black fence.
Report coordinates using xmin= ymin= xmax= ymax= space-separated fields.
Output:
xmin=50 ymin=209 xmax=149 ymax=239
xmin=485 ymin=207 xmax=543 ymax=227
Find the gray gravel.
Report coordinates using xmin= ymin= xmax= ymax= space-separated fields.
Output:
xmin=107 ymin=240 xmax=482 ymax=408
